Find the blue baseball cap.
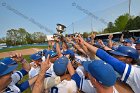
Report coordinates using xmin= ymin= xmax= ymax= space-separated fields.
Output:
xmin=53 ymin=56 xmax=69 ymax=76
xmin=43 ymin=49 xmax=48 ymax=54
xmin=1 ymin=57 xmax=17 ymax=65
xmin=82 ymin=60 xmax=117 ymax=87
xmin=62 ymin=49 xmax=75 ymax=57
xmin=135 ymin=39 xmax=140 ymax=44
xmin=111 ymin=46 xmax=118 ymax=50
xmin=45 ymin=50 xmax=57 ymax=58
xmin=30 ymin=53 xmax=42 ymax=61
xmin=38 ymin=51 xmax=43 ymax=56
xmin=109 ymin=46 xmax=139 ymax=59
xmin=0 ymin=57 xmax=18 ymax=76
xmin=123 ymin=39 xmax=132 ymax=44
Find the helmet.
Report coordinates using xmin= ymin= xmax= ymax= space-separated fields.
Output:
xmin=109 ymin=46 xmax=139 ymax=60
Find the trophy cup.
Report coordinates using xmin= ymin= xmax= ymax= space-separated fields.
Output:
xmin=56 ymin=24 xmax=66 ymax=34
xmin=53 ymin=24 xmax=66 ymax=41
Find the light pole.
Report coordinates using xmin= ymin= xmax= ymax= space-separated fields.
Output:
xmin=129 ymin=0 xmax=131 ymax=17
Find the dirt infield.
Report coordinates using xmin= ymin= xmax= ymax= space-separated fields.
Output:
xmin=0 ymin=48 xmax=42 ymax=58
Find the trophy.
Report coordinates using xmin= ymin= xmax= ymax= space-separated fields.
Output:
xmin=53 ymin=24 xmax=66 ymax=42
xmin=56 ymin=24 xmax=66 ymax=34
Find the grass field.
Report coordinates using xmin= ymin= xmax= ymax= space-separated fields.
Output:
xmin=0 ymin=46 xmax=48 ymax=53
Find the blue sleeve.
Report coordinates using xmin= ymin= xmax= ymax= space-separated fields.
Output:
xmin=71 ymin=73 xmax=81 ymax=88
xmin=96 ymin=49 xmax=126 ymax=75
xmin=17 ymin=81 xmax=30 ymax=92
xmin=20 ymin=69 xmax=28 ymax=76
xmin=12 ymin=69 xmax=28 ymax=82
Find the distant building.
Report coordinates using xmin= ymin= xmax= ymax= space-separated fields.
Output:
xmin=0 ymin=43 xmax=7 ymax=49
xmin=46 ymin=35 xmax=54 ymax=41
xmin=96 ymin=29 xmax=140 ymax=41
xmin=46 ymin=35 xmax=55 ymax=49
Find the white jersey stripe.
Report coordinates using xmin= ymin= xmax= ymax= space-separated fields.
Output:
xmin=121 ymin=64 xmax=129 ymax=81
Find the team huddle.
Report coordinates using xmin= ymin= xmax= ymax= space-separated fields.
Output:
xmin=0 ymin=33 xmax=140 ymax=93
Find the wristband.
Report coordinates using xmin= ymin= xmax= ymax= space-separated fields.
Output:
xmin=21 ymin=58 xmax=27 ymax=63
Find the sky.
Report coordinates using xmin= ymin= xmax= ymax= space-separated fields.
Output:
xmin=0 ymin=0 xmax=140 ymax=37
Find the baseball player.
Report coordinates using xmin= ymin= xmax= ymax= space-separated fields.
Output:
xmin=29 ymin=53 xmax=42 ymax=79
xmin=67 ymin=59 xmax=118 ymax=93
xmin=78 ymin=35 xmax=140 ymax=93
xmin=29 ymin=51 xmax=58 ymax=85
xmin=0 ymin=55 xmax=37 ymax=93
xmin=43 ymin=56 xmax=77 ymax=93
xmin=120 ymin=34 xmax=136 ymax=49
xmin=32 ymin=54 xmax=51 ymax=93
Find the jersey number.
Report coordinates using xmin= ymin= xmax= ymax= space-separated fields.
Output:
xmin=51 ymin=87 xmax=58 ymax=93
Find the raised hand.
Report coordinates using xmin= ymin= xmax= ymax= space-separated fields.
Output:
xmin=77 ymin=34 xmax=85 ymax=44
xmin=91 ymin=32 xmax=96 ymax=39
xmin=10 ymin=53 xmax=24 ymax=62
xmin=40 ymin=54 xmax=51 ymax=73
xmin=98 ymin=39 xmax=105 ymax=47
xmin=65 ymin=37 xmax=73 ymax=44
xmin=108 ymin=34 xmax=113 ymax=40
xmin=54 ymin=37 xmax=60 ymax=42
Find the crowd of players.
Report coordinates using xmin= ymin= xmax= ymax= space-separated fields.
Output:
xmin=0 ymin=33 xmax=140 ymax=93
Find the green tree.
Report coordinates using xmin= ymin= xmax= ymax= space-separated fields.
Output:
xmin=133 ymin=16 xmax=140 ymax=29
xmin=26 ymin=33 xmax=33 ymax=44
xmin=18 ymin=28 xmax=29 ymax=45
xmin=82 ymin=32 xmax=89 ymax=38
xmin=6 ymin=29 xmax=18 ymax=46
xmin=6 ymin=28 xmax=47 ymax=46
xmin=6 ymin=28 xmax=29 ymax=46
xmin=31 ymin=32 xmax=46 ymax=43
xmin=114 ymin=13 xmax=129 ymax=31
xmin=103 ymin=22 xmax=118 ymax=33
xmin=125 ymin=18 xmax=134 ymax=30
xmin=125 ymin=16 xmax=140 ymax=30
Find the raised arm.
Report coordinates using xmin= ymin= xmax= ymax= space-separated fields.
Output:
xmin=66 ymin=37 xmax=87 ymax=55
xmin=78 ymin=35 xmax=126 ymax=75
xmin=55 ymin=38 xmax=63 ymax=58
xmin=11 ymin=53 xmax=31 ymax=72
xmin=108 ymin=34 xmax=113 ymax=48
xmin=120 ymin=34 xmax=124 ymax=42
xmin=70 ymin=36 xmax=95 ymax=59
xmin=17 ymin=75 xmax=38 ymax=92
xmin=98 ymin=39 xmax=112 ymax=51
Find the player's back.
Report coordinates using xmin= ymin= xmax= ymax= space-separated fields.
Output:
xmin=50 ymin=79 xmax=77 ymax=93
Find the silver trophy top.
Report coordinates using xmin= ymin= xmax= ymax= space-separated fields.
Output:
xmin=56 ymin=24 xmax=66 ymax=34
